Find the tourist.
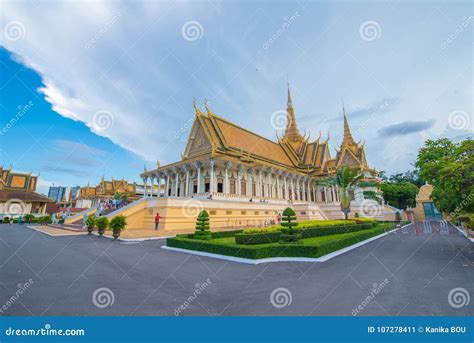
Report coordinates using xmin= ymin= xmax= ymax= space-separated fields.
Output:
xmin=277 ymin=213 xmax=282 ymax=224
xmin=17 ymin=215 xmax=22 ymax=225
xmin=154 ymin=212 xmax=161 ymax=230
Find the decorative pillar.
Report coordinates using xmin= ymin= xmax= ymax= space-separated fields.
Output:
xmin=142 ymin=177 xmax=147 ymax=198
xmin=173 ymin=167 xmax=179 ymax=197
xmin=283 ymin=174 xmax=288 ymax=199
xmin=237 ymin=165 xmax=243 ymax=196
xmin=194 ymin=161 xmax=202 ymax=194
xmin=276 ymin=172 xmax=281 ymax=199
xmin=224 ymin=161 xmax=232 ymax=194
xmin=184 ymin=165 xmax=190 ymax=197
xmin=165 ymin=172 xmax=170 ymax=197
xmin=209 ymin=159 xmax=215 ymax=194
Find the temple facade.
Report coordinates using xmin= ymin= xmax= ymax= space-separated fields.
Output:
xmin=140 ymin=85 xmax=379 ymax=213
xmin=67 ymin=86 xmax=382 ymax=232
xmin=75 ymin=177 xmax=162 ymax=208
xmin=0 ymin=166 xmax=52 ymax=216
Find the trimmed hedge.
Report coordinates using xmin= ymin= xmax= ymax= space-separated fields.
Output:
xmin=235 ymin=231 xmax=281 ymax=245
xmin=167 ymin=224 xmax=392 ymax=259
xmin=236 ymin=223 xmax=375 ymax=245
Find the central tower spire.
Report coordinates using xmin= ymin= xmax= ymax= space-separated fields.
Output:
xmin=284 ymin=83 xmax=304 ymax=145
xmin=342 ymin=102 xmax=356 ymax=146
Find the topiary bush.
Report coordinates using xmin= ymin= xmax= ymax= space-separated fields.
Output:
xmin=280 ymin=207 xmax=301 ymax=243
xmin=194 ymin=210 xmax=211 ymax=240
xmin=3 ymin=217 xmax=11 ymax=224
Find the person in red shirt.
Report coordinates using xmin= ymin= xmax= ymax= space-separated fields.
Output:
xmin=154 ymin=213 xmax=161 ymax=230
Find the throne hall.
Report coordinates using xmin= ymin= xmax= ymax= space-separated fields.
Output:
xmin=128 ymin=85 xmax=381 ymax=231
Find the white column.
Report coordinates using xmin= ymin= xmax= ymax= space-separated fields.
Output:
xmin=276 ymin=173 xmax=281 ymax=199
xmin=194 ymin=161 xmax=202 ymax=194
xmin=165 ymin=173 xmax=170 ymax=197
xmin=142 ymin=177 xmax=147 ymax=197
xmin=185 ymin=169 xmax=190 ymax=196
xmin=284 ymin=175 xmax=288 ymax=199
xmin=237 ymin=166 xmax=242 ymax=196
xmin=209 ymin=159 xmax=215 ymax=194
xmin=224 ymin=161 xmax=232 ymax=194
xmin=304 ymin=179 xmax=307 ymax=201
xmin=258 ymin=169 xmax=263 ymax=197
xmin=174 ymin=170 xmax=179 ymax=197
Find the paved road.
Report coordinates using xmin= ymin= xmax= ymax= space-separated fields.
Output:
xmin=0 ymin=223 xmax=472 ymax=316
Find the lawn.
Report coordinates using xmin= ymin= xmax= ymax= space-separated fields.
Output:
xmin=166 ymin=222 xmax=395 ymax=260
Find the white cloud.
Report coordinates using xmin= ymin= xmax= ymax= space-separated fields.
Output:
xmin=1 ymin=1 xmax=472 ymax=176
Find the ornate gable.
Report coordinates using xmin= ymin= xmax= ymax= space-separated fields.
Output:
xmin=183 ymin=117 xmax=213 ymax=159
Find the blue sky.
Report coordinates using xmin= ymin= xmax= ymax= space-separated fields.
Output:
xmin=1 ymin=1 xmax=472 ymax=194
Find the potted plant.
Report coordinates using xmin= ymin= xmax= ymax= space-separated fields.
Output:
xmin=109 ymin=215 xmax=127 ymax=240
xmin=85 ymin=215 xmax=96 ymax=235
xmin=95 ymin=217 xmax=109 ymax=237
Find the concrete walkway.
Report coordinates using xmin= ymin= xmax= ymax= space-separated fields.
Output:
xmin=0 ymin=222 xmax=472 ymax=316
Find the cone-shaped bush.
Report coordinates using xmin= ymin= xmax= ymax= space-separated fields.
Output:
xmin=280 ymin=207 xmax=301 ymax=243
xmin=194 ymin=210 xmax=212 ymax=240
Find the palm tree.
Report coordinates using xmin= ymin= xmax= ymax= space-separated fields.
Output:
xmin=316 ymin=166 xmax=365 ymax=220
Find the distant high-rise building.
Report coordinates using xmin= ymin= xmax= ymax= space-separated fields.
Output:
xmin=48 ymin=186 xmax=80 ymax=206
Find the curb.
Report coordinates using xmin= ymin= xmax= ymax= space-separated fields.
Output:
xmin=453 ymin=225 xmax=474 ymax=242
xmin=90 ymin=232 xmax=173 ymax=242
xmin=26 ymin=226 xmax=87 ymax=237
xmin=161 ymin=223 xmax=409 ymax=264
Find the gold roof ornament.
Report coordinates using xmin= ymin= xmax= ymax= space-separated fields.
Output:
xmin=283 ymin=83 xmax=304 ymax=145
xmin=193 ymin=97 xmax=207 ymax=117
xmin=342 ymin=102 xmax=357 ymax=147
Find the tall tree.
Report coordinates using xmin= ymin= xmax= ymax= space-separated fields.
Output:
xmin=416 ymin=138 xmax=474 ymax=216
xmin=317 ymin=166 xmax=366 ymax=220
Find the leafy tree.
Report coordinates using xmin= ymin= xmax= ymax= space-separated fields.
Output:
xmin=280 ymin=207 xmax=301 ymax=243
xmin=194 ymin=210 xmax=211 ymax=240
xmin=416 ymin=138 xmax=474 ymax=216
xmin=316 ymin=166 xmax=365 ymax=220
xmin=379 ymin=182 xmax=419 ymax=210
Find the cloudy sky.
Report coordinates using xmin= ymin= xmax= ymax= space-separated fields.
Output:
xmin=0 ymin=0 xmax=472 ymax=194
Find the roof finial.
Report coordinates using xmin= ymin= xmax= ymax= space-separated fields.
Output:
xmin=342 ymin=102 xmax=356 ymax=146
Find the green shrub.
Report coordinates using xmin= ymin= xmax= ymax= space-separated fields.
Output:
xmin=211 ymin=230 xmax=243 ymax=239
xmin=85 ymin=215 xmax=96 ymax=229
xmin=3 ymin=217 xmax=11 ymax=224
xmin=109 ymin=215 xmax=127 ymax=239
xmin=95 ymin=217 xmax=109 ymax=236
xmin=31 ymin=215 xmax=51 ymax=224
xmin=243 ymin=226 xmax=280 ymax=234
xmin=24 ymin=214 xmax=34 ymax=222
xmin=194 ymin=210 xmax=211 ymax=240
xmin=235 ymin=231 xmax=281 ymax=245
xmin=167 ymin=224 xmax=393 ymax=259
xmin=353 ymin=217 xmax=378 ymax=227
xmin=280 ymin=207 xmax=301 ymax=243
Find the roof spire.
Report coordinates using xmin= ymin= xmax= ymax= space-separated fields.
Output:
xmin=342 ymin=102 xmax=356 ymax=146
xmin=284 ymin=83 xmax=303 ymax=145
